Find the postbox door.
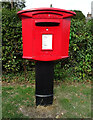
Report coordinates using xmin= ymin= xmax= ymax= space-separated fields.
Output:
xmin=32 ymin=18 xmax=63 ymax=61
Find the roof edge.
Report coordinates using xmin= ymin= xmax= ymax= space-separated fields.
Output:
xmin=17 ymin=7 xmax=76 ymax=16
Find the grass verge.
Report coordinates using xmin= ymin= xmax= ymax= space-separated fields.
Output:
xmin=2 ymin=84 xmax=35 ymax=118
xmin=54 ymin=82 xmax=91 ymax=118
xmin=2 ymin=81 xmax=91 ymax=118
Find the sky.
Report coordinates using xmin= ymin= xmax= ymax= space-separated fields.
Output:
xmin=24 ymin=0 xmax=93 ymax=17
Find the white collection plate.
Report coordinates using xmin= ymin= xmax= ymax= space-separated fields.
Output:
xmin=42 ymin=34 xmax=52 ymax=50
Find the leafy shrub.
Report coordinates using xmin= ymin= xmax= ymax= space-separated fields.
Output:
xmin=91 ymin=19 xmax=93 ymax=33
xmin=54 ymin=19 xmax=93 ymax=81
xmin=70 ymin=19 xmax=92 ymax=78
xmin=71 ymin=10 xmax=85 ymax=20
xmin=2 ymin=8 xmax=23 ymax=73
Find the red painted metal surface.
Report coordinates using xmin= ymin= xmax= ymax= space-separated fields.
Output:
xmin=17 ymin=8 xmax=76 ymax=61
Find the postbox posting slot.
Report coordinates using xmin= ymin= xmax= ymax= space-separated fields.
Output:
xmin=36 ymin=22 xmax=60 ymax=26
xmin=35 ymin=19 xmax=60 ymax=27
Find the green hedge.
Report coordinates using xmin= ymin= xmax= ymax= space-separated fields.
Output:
xmin=2 ymin=8 xmax=93 ymax=81
xmin=54 ymin=19 xmax=93 ymax=81
xmin=2 ymin=8 xmax=23 ymax=73
xmin=70 ymin=19 xmax=93 ymax=78
xmin=71 ymin=10 xmax=85 ymax=20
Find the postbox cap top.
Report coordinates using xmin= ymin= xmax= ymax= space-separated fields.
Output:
xmin=17 ymin=7 xmax=76 ymax=18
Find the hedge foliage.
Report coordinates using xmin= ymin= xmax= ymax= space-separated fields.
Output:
xmin=2 ymin=8 xmax=23 ymax=72
xmin=70 ymin=19 xmax=93 ymax=78
xmin=72 ymin=10 xmax=85 ymax=20
xmin=2 ymin=8 xmax=93 ymax=81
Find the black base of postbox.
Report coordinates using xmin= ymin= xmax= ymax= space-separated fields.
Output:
xmin=36 ymin=96 xmax=53 ymax=106
xmin=35 ymin=61 xmax=54 ymax=106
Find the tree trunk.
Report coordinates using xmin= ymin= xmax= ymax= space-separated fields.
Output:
xmin=11 ymin=0 xmax=14 ymax=9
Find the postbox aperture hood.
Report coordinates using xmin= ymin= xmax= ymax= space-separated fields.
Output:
xmin=17 ymin=8 xmax=76 ymax=19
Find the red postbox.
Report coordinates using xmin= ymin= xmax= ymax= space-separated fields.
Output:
xmin=17 ymin=8 xmax=76 ymax=106
xmin=17 ymin=8 xmax=76 ymax=61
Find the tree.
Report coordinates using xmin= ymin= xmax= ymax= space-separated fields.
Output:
xmin=2 ymin=0 xmax=25 ymax=10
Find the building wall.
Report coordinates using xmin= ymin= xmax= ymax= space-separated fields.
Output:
xmin=91 ymin=1 xmax=93 ymax=18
